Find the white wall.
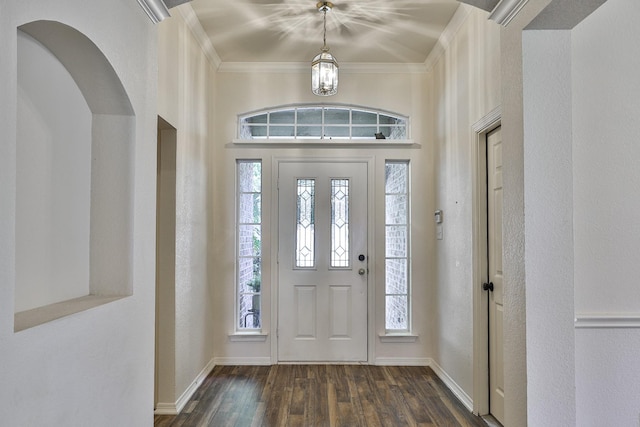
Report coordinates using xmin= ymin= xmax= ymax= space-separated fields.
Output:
xmin=508 ymin=0 xmax=640 ymax=424
xmin=427 ymin=5 xmax=501 ymax=403
xmin=15 ymin=30 xmax=92 ymax=311
xmin=0 ymin=0 xmax=157 ymax=425
xmin=572 ymin=0 xmax=640 ymax=424
xmin=522 ymin=29 xmax=576 ymax=426
xmin=499 ymin=1 xmax=552 ymax=424
xmin=156 ymin=6 xmax=216 ymax=411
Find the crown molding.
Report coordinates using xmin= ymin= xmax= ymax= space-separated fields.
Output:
xmin=177 ymin=3 xmax=222 ymax=69
xmin=424 ymin=3 xmax=473 ymax=72
xmin=488 ymin=0 xmax=529 ymax=26
xmin=137 ymin=0 xmax=170 ymax=24
xmin=218 ymin=61 xmax=427 ymax=74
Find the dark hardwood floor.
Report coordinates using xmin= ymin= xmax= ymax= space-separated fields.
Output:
xmin=155 ymin=365 xmax=486 ymax=427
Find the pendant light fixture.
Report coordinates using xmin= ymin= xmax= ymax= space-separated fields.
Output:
xmin=311 ymin=1 xmax=338 ymax=96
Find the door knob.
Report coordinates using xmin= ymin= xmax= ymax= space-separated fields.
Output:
xmin=482 ymin=282 xmax=494 ymax=292
xmin=358 ymin=268 xmax=366 ymax=275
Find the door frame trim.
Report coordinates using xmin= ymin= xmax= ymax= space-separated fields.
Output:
xmin=270 ymin=156 xmax=376 ymax=364
xmin=471 ymin=107 xmax=501 ymax=416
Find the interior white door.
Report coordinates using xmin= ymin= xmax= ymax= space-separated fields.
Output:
xmin=487 ymin=126 xmax=505 ymax=424
xmin=277 ymin=161 xmax=368 ymax=362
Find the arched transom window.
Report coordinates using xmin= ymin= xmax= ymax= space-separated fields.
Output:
xmin=238 ymin=105 xmax=409 ymax=141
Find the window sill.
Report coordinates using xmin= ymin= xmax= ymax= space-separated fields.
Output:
xmin=378 ymin=333 xmax=419 ymax=343
xmin=230 ymin=139 xmax=419 ymax=148
xmin=229 ymin=332 xmax=269 ymax=342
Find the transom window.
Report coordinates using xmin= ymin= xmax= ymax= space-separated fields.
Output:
xmin=238 ymin=105 xmax=408 ymax=140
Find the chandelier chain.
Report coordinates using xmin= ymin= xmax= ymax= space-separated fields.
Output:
xmin=323 ymin=7 xmax=327 ymax=49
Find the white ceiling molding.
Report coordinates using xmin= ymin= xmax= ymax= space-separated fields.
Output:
xmin=488 ymin=0 xmax=529 ymax=26
xmin=218 ymin=62 xmax=427 ymax=74
xmin=177 ymin=4 xmax=222 ymax=69
xmin=137 ymin=0 xmax=170 ymax=24
xmin=163 ymin=0 xmax=192 ymax=8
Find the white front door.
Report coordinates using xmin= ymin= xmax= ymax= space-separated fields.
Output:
xmin=487 ymin=126 xmax=505 ymax=424
xmin=277 ymin=161 xmax=368 ymax=362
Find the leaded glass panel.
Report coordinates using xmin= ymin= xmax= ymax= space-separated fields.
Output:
xmin=331 ymin=179 xmax=349 ymax=268
xmin=296 ymin=179 xmax=315 ymax=268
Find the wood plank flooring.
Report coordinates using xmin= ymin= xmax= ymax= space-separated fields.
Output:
xmin=154 ymin=365 xmax=486 ymax=427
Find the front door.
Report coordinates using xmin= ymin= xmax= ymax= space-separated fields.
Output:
xmin=277 ymin=161 xmax=368 ymax=362
xmin=487 ymin=126 xmax=505 ymax=424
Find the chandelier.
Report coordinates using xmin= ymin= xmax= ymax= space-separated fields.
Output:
xmin=311 ymin=1 xmax=338 ymax=96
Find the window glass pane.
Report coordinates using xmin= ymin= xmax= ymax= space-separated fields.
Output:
xmin=239 ymin=225 xmax=261 ymax=257
xmin=270 ymin=126 xmax=295 ymax=137
xmin=388 ymin=125 xmax=406 ymax=140
xmin=351 ymin=126 xmax=378 ymax=139
xmin=379 ymin=114 xmax=401 ymax=125
xmin=239 ymin=193 xmax=261 ymax=224
xmin=324 ymin=108 xmax=349 ymax=124
xmin=385 ymin=225 xmax=407 ymax=258
xmin=352 ymin=110 xmax=376 ymax=124
xmin=297 ymin=108 xmax=323 ymax=124
xmin=385 ymin=195 xmax=407 ymax=225
xmin=380 ymin=126 xmax=407 ymax=139
xmin=244 ymin=114 xmax=268 ymax=124
xmin=331 ymin=179 xmax=349 ymax=268
xmin=324 ymin=126 xmax=350 ymax=138
xmin=297 ymin=126 xmax=322 ymax=138
xmin=385 ymin=295 xmax=408 ymax=330
xmin=270 ymin=110 xmax=295 ymax=124
xmin=239 ymin=293 xmax=261 ymax=329
xmin=296 ymin=179 xmax=315 ymax=268
xmin=385 ymin=163 xmax=408 ymax=193
xmin=247 ymin=126 xmax=267 ymax=138
xmin=385 ymin=259 xmax=407 ymax=294
xmin=239 ymin=259 xmax=261 ymax=293
xmin=238 ymin=162 xmax=261 ymax=192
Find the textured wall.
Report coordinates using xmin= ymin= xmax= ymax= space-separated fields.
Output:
xmin=428 ymin=5 xmax=501 ymax=402
xmin=156 ymin=7 xmax=217 ymax=409
xmin=572 ymin=0 xmax=640 ymax=424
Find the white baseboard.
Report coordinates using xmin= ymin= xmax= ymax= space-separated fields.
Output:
xmin=154 ymin=357 xmax=215 ymax=415
xmin=214 ymin=356 xmax=272 ymax=365
xmin=428 ymin=359 xmax=474 ymax=412
xmin=154 ymin=402 xmax=179 ymax=415
xmin=373 ymin=357 xmax=430 ymax=366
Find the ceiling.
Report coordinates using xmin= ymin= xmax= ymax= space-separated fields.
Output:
xmin=188 ymin=0 xmax=462 ymax=65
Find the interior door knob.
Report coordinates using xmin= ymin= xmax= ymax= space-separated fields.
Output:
xmin=358 ymin=268 xmax=366 ymax=275
xmin=482 ymin=282 xmax=494 ymax=292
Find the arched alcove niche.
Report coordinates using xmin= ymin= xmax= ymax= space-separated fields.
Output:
xmin=15 ymin=20 xmax=135 ymax=331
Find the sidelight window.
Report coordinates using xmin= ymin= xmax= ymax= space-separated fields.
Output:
xmin=385 ymin=161 xmax=410 ymax=331
xmin=237 ymin=160 xmax=262 ymax=330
